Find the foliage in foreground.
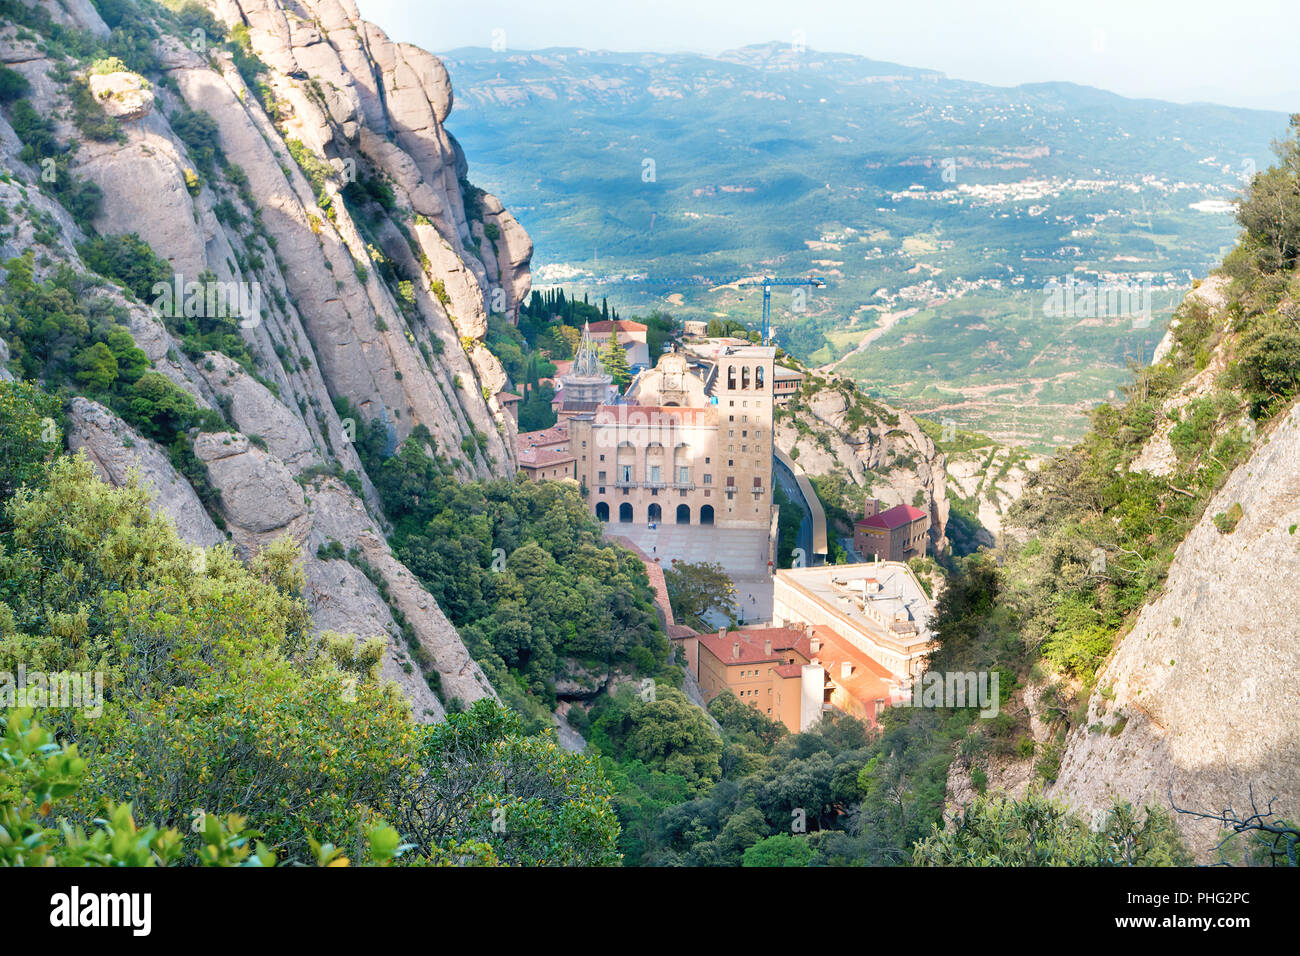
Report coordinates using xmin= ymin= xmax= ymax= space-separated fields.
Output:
xmin=912 ymin=792 xmax=1192 ymax=866
xmin=0 ymin=405 xmax=621 ymax=865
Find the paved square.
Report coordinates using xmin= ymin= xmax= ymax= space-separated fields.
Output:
xmin=605 ymin=524 xmax=774 ymax=627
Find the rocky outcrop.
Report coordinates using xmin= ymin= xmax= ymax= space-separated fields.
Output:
xmin=66 ymin=398 xmax=226 ymax=548
xmin=776 ymin=375 xmax=950 ymax=551
xmin=193 ymin=431 xmax=312 ymax=555
xmin=201 ymin=0 xmax=530 ymax=471
xmin=1130 ymin=279 xmax=1237 ymax=480
xmin=304 ymin=480 xmax=497 ymax=709
xmin=1051 ymin=400 xmax=1300 ymax=860
xmin=945 ymin=447 xmax=1041 ymax=545
xmin=0 ymin=0 xmax=526 ymax=720
xmin=198 ymin=354 xmax=321 ymax=472
xmin=87 ymin=71 xmax=155 ymax=120
xmin=21 ymin=0 xmax=108 ymax=37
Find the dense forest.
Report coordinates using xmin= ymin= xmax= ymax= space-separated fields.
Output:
xmin=0 ymin=381 xmax=620 ymax=865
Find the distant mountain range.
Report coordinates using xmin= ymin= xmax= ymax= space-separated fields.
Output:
xmin=440 ymin=43 xmax=1290 ymax=448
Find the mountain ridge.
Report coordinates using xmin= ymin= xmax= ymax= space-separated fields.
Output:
xmin=0 ymin=0 xmax=538 ymax=716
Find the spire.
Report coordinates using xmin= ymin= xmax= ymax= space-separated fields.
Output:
xmin=572 ymin=321 xmax=609 ymax=379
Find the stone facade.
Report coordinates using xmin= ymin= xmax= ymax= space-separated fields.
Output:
xmin=568 ymin=341 xmax=777 ymax=530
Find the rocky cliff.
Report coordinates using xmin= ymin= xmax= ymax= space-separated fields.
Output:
xmin=1050 ymin=396 xmax=1300 ymax=859
xmin=0 ymin=0 xmax=537 ymax=718
xmin=1048 ymin=276 xmax=1300 ymax=860
xmin=774 ymin=368 xmax=950 ymax=552
xmin=930 ymin=269 xmax=1300 ymax=860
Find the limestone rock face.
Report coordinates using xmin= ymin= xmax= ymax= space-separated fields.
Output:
xmin=1130 ymin=279 xmax=1237 ymax=480
xmin=22 ymin=0 xmax=108 ymax=36
xmin=305 ymin=482 xmax=498 ymax=709
xmin=775 ymin=377 xmax=951 ymax=552
xmin=205 ymin=0 xmax=529 ymax=470
xmin=198 ymin=354 xmax=321 ymax=472
xmin=0 ymin=0 xmax=532 ymax=720
xmin=1051 ymin=401 xmax=1300 ymax=860
xmin=193 ymin=431 xmax=311 ymax=552
xmin=66 ymin=398 xmax=226 ymax=548
xmin=87 ymin=71 xmax=155 ymax=120
xmin=945 ymin=449 xmax=1041 ymax=545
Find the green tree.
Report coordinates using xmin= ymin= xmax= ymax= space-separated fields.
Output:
xmin=72 ymin=340 xmax=119 ymax=391
xmin=602 ymin=330 xmax=631 ymax=389
xmin=0 ymin=379 xmax=61 ymax=506
xmin=394 ymin=699 xmax=622 ymax=865
xmin=664 ymin=560 xmax=737 ymax=628
xmin=591 ymin=685 xmax=724 ymax=793
xmin=0 ymin=454 xmax=624 ymax=866
xmin=743 ymin=833 xmax=816 ymax=867
xmin=78 ymin=233 xmax=173 ymax=302
xmin=912 ymin=792 xmax=1191 ymax=866
xmin=1235 ymin=113 xmax=1300 ymax=275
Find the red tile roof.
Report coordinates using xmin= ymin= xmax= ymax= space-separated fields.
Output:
xmin=855 ymin=503 xmax=927 ymax=531
xmin=518 ymin=424 xmax=568 ymax=448
xmin=808 ymin=625 xmax=896 ymax=723
xmin=696 ymin=627 xmax=810 ymax=666
xmin=587 ymin=320 xmax=647 ymax=334
xmin=518 ymin=446 xmax=575 ymax=468
xmin=811 ymin=626 xmax=894 ymax=680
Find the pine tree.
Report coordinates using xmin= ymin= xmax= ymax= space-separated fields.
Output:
xmin=602 ymin=331 xmax=631 ymax=389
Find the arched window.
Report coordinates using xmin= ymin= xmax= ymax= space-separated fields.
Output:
xmin=727 ymin=365 xmax=737 ymax=390
xmin=741 ymin=366 xmax=751 ymax=389
xmin=756 ymin=366 xmax=765 ymax=390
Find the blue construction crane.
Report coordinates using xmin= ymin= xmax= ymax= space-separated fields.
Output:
xmin=645 ymin=275 xmax=827 ymax=345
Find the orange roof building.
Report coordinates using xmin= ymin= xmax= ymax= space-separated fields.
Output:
xmin=676 ymin=622 xmax=901 ymax=732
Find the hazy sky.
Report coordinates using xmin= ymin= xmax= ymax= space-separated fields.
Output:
xmin=356 ymin=0 xmax=1297 ymax=112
